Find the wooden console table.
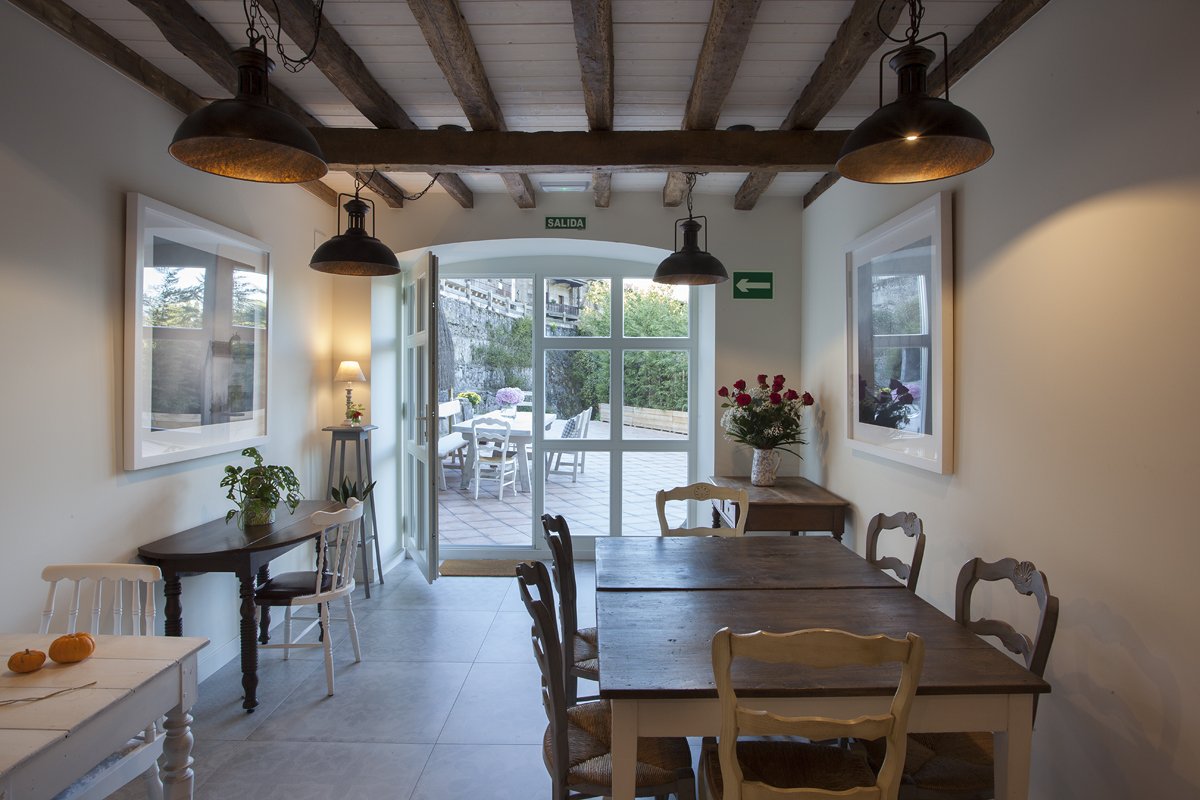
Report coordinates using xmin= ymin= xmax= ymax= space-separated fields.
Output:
xmin=138 ymin=500 xmax=336 ymax=711
xmin=709 ymin=476 xmax=850 ymax=541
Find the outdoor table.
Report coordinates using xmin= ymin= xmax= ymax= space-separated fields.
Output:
xmin=451 ymin=411 xmax=556 ymax=493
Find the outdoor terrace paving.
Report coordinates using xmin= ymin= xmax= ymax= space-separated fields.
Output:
xmin=438 ymin=420 xmax=690 ymax=547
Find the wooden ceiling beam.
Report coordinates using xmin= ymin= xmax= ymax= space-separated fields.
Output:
xmin=570 ymin=0 xmax=613 ymax=208
xmin=735 ymin=0 xmax=904 ymax=211
xmin=8 ymin=0 xmax=337 ymax=206
xmin=803 ymin=0 xmax=1055 ymax=209
xmin=125 ymin=0 xmax=408 ymax=207
xmin=664 ymin=0 xmax=763 ymax=207
xmin=264 ymin=0 xmax=473 ymax=209
xmin=311 ymin=129 xmax=847 ymax=173
xmin=407 ymin=0 xmax=536 ymax=209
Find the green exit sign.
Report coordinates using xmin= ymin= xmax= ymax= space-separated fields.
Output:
xmin=545 ymin=216 xmax=586 ymax=230
xmin=732 ymin=271 xmax=773 ymax=300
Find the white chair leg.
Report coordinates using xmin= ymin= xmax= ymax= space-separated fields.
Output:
xmin=473 ymin=461 xmax=482 ymax=499
xmin=344 ymin=595 xmax=362 ymax=662
xmin=321 ymin=603 xmax=335 ymax=696
xmin=498 ymin=460 xmax=506 ymax=500
xmin=141 ymin=725 xmax=164 ymax=800
xmin=438 ymin=459 xmax=447 ymax=491
xmin=283 ymin=606 xmax=292 ymax=660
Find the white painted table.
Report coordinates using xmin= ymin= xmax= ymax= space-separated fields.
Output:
xmin=452 ymin=411 xmax=556 ymax=493
xmin=0 ymin=633 xmax=207 ymax=799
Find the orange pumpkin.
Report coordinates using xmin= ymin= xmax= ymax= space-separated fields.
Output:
xmin=7 ymin=649 xmax=46 ymax=673
xmin=48 ymin=632 xmax=96 ymax=664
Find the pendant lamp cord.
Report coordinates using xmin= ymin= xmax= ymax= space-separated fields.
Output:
xmin=879 ymin=0 xmax=924 ymax=44
xmin=358 ymin=170 xmax=444 ymax=203
xmin=684 ymin=173 xmax=697 ymax=219
xmin=244 ymin=0 xmax=326 ymax=74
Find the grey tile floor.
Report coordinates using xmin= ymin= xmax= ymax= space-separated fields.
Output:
xmin=113 ymin=559 xmax=605 ymax=799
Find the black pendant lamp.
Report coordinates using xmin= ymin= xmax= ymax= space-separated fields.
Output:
xmin=169 ymin=1 xmax=327 ymax=183
xmin=836 ymin=0 xmax=993 ymax=184
xmin=310 ymin=185 xmax=399 ymax=277
xmin=653 ymin=173 xmax=729 ymax=286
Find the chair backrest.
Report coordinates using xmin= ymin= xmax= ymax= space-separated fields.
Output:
xmin=656 ymin=482 xmax=749 ymax=537
xmin=540 ymin=514 xmax=580 ymax=665
xmin=864 ymin=511 xmax=927 ymax=592
xmin=40 ymin=563 xmax=163 ymax=636
xmin=712 ymin=627 xmax=925 ymax=799
xmin=515 ymin=560 xmax=569 ymax=789
xmin=559 ymin=408 xmax=589 ymax=440
xmin=437 ymin=399 xmax=462 ymax=433
xmin=956 ymin=557 xmax=1059 ymax=681
xmin=309 ymin=498 xmax=365 ymax=597
xmin=471 ymin=416 xmax=513 ymax=454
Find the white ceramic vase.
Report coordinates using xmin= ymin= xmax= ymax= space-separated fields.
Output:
xmin=750 ymin=448 xmax=781 ymax=486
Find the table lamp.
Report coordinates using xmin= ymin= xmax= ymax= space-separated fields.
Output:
xmin=334 ymin=360 xmax=367 ymax=423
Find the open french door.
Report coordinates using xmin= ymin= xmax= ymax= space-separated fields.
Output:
xmin=402 ymin=251 xmax=440 ymax=583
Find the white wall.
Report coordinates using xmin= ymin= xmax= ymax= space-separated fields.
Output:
xmin=0 ymin=2 xmax=336 ymax=677
xmin=799 ymin=1 xmax=1200 ymax=797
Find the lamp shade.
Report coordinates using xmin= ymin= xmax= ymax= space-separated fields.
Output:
xmin=310 ymin=197 xmax=401 ymax=277
xmin=652 ymin=218 xmax=729 ymax=286
xmin=169 ymin=48 xmax=327 ymax=184
xmin=334 ymin=361 xmax=366 ymax=383
xmin=837 ymin=45 xmax=993 ymax=184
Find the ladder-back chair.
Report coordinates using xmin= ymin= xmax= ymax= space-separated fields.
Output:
xmin=541 ymin=513 xmax=598 ymax=705
xmin=864 ymin=511 xmax=927 ymax=592
xmin=656 ymin=482 xmax=749 ymax=537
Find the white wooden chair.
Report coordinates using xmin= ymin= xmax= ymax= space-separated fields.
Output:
xmin=703 ymin=627 xmax=925 ymax=799
xmin=864 ymin=511 xmax=927 ymax=592
xmin=39 ymin=563 xmax=165 ymax=800
xmin=254 ymin=499 xmax=364 ymax=696
xmin=545 ymin=408 xmax=591 ymax=483
xmin=471 ymin=417 xmax=518 ymax=499
xmin=436 ymin=399 xmax=469 ymax=490
xmin=656 ymin=482 xmax=749 ymax=537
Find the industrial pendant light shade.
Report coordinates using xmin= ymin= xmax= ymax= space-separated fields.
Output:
xmin=170 ymin=47 xmax=327 ymax=183
xmin=653 ymin=174 xmax=729 ymax=286
xmin=310 ymin=191 xmax=399 ymax=277
xmin=837 ymin=1 xmax=993 ymax=184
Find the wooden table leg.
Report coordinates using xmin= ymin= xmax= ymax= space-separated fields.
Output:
xmin=257 ymin=565 xmax=271 ymax=644
xmin=238 ymin=572 xmax=259 ymax=711
xmin=610 ymin=699 xmax=637 ymax=800
xmin=994 ymin=694 xmax=1034 ymax=799
xmin=160 ymin=705 xmax=195 ymax=799
xmin=163 ymin=573 xmax=183 ymax=637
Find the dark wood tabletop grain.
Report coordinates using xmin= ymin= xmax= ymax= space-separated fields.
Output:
xmin=138 ymin=500 xmax=337 ymax=563
xmin=595 ymin=536 xmax=905 ymax=591
xmin=597 ymin=588 xmax=1051 ymax=699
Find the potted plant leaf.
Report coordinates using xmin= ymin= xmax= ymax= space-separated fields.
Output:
xmin=221 ymin=447 xmax=303 ymax=526
xmin=331 ymin=475 xmax=375 ymax=503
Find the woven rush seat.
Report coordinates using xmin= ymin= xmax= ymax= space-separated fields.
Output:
xmin=255 ymin=570 xmax=333 ymax=601
xmin=861 ymin=731 xmax=994 ymax=799
xmin=702 ymin=738 xmax=878 ymax=797
xmin=573 ymin=627 xmax=599 ymax=677
xmin=546 ymin=701 xmax=694 ymax=790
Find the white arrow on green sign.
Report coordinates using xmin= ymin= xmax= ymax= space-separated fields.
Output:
xmin=732 ymin=271 xmax=773 ymax=299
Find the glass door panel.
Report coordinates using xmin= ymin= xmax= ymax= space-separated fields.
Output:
xmin=622 ymin=350 xmax=690 ymax=440
xmin=621 ymin=451 xmax=689 ymax=537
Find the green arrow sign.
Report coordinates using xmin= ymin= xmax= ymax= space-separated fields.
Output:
xmin=732 ymin=271 xmax=773 ymax=299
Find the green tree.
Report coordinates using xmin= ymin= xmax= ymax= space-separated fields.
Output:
xmin=474 ymin=315 xmax=533 ymax=390
xmin=144 ymin=267 xmax=203 ymax=328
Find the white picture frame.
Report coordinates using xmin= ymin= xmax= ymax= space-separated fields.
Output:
xmin=124 ymin=193 xmax=272 ymax=470
xmin=845 ymin=191 xmax=953 ymax=474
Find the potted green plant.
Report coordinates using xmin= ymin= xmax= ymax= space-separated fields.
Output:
xmin=330 ymin=475 xmax=375 ymax=503
xmin=221 ymin=447 xmax=303 ymax=526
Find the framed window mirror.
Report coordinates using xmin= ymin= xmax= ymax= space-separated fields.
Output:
xmin=845 ymin=192 xmax=953 ymax=474
xmin=124 ymin=193 xmax=271 ymax=470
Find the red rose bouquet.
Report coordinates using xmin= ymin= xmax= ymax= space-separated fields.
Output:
xmin=717 ymin=374 xmax=814 ymax=456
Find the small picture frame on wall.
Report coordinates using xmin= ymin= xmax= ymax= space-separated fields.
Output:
xmin=124 ymin=193 xmax=272 ymax=470
xmin=845 ymin=191 xmax=953 ymax=474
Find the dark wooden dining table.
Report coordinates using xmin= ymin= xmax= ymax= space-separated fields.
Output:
xmin=593 ymin=536 xmax=1050 ymax=800
xmin=137 ymin=499 xmax=338 ymax=711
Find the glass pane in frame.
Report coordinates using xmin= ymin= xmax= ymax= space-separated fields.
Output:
xmin=623 ymin=279 xmax=688 ymax=338
xmin=622 ymin=350 xmax=689 ymax=439
xmin=545 ymin=278 xmax=610 ymax=337
xmin=545 ymin=349 xmax=610 ymax=440
xmin=621 ymin=452 xmax=689 ymax=536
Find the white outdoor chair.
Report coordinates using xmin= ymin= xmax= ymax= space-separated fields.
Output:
xmin=436 ymin=399 xmax=469 ymax=490
xmin=254 ymin=499 xmax=364 ymax=696
xmin=471 ymin=417 xmax=518 ymax=499
xmin=39 ymin=563 xmax=166 ymax=800
xmin=545 ymin=408 xmax=591 ymax=483
xmin=656 ymin=482 xmax=749 ymax=537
